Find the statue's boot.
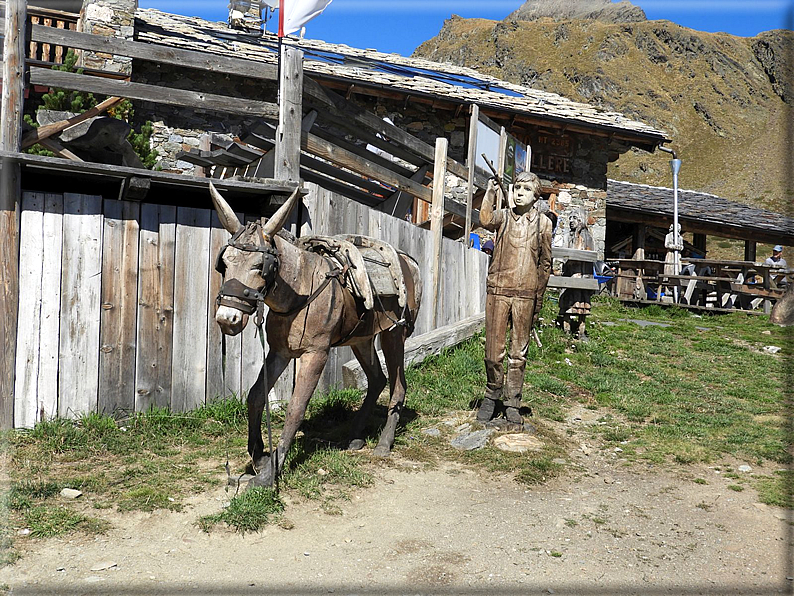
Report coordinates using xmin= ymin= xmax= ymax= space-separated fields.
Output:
xmin=505 ymin=406 xmax=523 ymax=425
xmin=477 ymin=397 xmax=500 ymax=422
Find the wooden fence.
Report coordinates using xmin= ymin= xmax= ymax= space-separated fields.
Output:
xmin=13 ymin=182 xmax=489 ymax=427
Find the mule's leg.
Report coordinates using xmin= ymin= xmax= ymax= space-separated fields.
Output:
xmin=251 ymin=350 xmax=329 ymax=487
xmin=248 ymin=351 xmax=290 ymax=472
xmin=373 ymin=327 xmax=407 ymax=457
xmin=347 ymin=339 xmax=387 ymax=451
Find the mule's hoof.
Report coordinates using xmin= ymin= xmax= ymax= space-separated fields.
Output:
xmin=248 ymin=468 xmax=274 ymax=489
xmin=347 ymin=438 xmax=366 ymax=451
xmin=372 ymin=444 xmax=391 ymax=458
xmin=246 ymin=456 xmax=270 ymax=476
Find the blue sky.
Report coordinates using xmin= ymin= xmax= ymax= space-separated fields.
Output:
xmin=140 ymin=0 xmax=794 ymax=57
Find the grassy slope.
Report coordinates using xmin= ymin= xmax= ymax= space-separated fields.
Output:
xmin=3 ymin=297 xmax=789 ymax=547
xmin=412 ymin=16 xmax=792 ymax=213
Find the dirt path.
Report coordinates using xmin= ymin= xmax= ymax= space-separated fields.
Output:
xmin=4 ymin=416 xmax=792 ymax=596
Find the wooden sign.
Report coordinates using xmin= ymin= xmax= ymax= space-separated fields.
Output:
xmin=529 ymin=133 xmax=576 ymax=177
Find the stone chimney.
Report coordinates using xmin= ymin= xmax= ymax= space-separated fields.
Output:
xmin=79 ymin=0 xmax=138 ymax=75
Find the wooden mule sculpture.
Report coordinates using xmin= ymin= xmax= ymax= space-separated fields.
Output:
xmin=209 ymin=183 xmax=422 ymax=487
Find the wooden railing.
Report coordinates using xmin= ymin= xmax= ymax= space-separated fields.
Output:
xmin=27 ymin=6 xmax=79 ymax=66
xmin=1 ymin=11 xmax=484 ymax=224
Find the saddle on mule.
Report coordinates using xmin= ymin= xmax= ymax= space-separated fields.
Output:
xmin=297 ymin=234 xmax=411 ymax=312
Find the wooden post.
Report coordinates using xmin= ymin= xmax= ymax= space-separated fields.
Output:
xmin=632 ymin=224 xmax=646 ymax=260
xmin=693 ymin=233 xmax=707 ymax=257
xmin=430 ymin=137 xmax=448 ymax=327
xmin=744 ymin=240 xmax=757 ymax=262
xmin=464 ymin=104 xmax=479 ymax=247
xmin=274 ymin=45 xmax=303 ymax=183
xmin=274 ymin=44 xmax=303 ymax=235
xmin=0 ymin=0 xmax=27 ymax=428
xmin=496 ymin=126 xmax=507 ymax=210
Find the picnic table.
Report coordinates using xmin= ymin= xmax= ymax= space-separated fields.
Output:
xmin=609 ymin=257 xmax=788 ymax=313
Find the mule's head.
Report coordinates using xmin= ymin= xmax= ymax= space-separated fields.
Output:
xmin=209 ymin=182 xmax=300 ymax=336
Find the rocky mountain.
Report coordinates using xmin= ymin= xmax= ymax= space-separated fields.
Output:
xmin=507 ymin=0 xmax=646 ymax=25
xmin=413 ymin=2 xmax=792 ymax=213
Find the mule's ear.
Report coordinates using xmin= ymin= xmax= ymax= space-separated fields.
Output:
xmin=209 ymin=182 xmax=243 ymax=235
xmin=262 ymin=187 xmax=301 ymax=238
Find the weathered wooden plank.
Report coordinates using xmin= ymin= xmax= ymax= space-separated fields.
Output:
xmin=38 ymin=194 xmax=64 ymax=423
xmin=552 ymin=247 xmax=599 ymax=262
xmin=412 ymin=214 xmax=433 ymax=337
xmin=310 ymin=121 xmax=415 ymax=179
xmin=465 ymin=104 xmax=479 ymax=246
xmin=0 ymin=151 xmax=300 ymax=195
xmin=58 ymin=194 xmax=103 ymax=418
xmin=135 ymin=204 xmax=176 ymax=412
xmin=171 ymin=207 xmax=211 ymax=412
xmin=0 ymin=0 xmax=25 ymax=428
xmin=206 ymin=212 xmax=243 ymax=401
xmin=429 ymin=138 xmax=447 ymax=326
xmin=547 ymin=275 xmax=599 ymax=290
xmin=301 ymin=168 xmax=382 ymax=208
xmin=274 ymin=46 xmax=303 ymax=183
xmin=303 ymin=131 xmax=433 ymax=202
xmin=22 ymin=20 xmax=279 ymax=80
xmin=303 ymin=77 xmax=480 ymax=184
xmin=28 ymin=67 xmax=280 ymax=118
xmin=98 ymin=200 xmax=140 ymax=417
xmin=342 ymin=313 xmax=485 ymax=390
xmin=14 ymin=193 xmax=45 ymax=428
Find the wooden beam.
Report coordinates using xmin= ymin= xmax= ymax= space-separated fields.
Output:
xmin=274 ymin=46 xmax=302 ymax=183
xmin=316 ymin=108 xmax=426 ymax=168
xmin=299 ymin=168 xmax=382 ymax=207
xmin=0 ymin=0 xmax=26 ymax=429
xmin=465 ymin=104 xmax=478 ymax=247
xmin=607 ymin=207 xmax=794 ymax=246
xmin=24 ymin=66 xmax=279 ymax=118
xmin=303 ymin=77 xmax=478 ymax=183
xmin=744 ymin=240 xmax=757 ymax=262
xmin=21 ymin=95 xmax=123 ymax=149
xmin=309 ymin=124 xmax=415 ymax=179
xmin=547 ymin=275 xmax=599 ymax=290
xmin=1 ymin=150 xmax=299 ymax=195
xmin=302 ymin=130 xmax=433 ymax=202
xmin=632 ymin=224 xmax=647 ymax=260
xmin=9 ymin=19 xmax=279 ymax=80
xmin=378 ymin=165 xmax=428 ymax=219
xmin=551 ymin=247 xmax=599 ymax=262
xmin=430 ymin=137 xmax=447 ymax=327
xmin=301 ymin=153 xmax=393 ymax=196
xmin=342 ymin=313 xmax=485 ymax=390
xmin=37 ymin=136 xmax=83 ymax=161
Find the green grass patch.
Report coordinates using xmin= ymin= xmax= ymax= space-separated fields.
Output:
xmin=755 ymin=471 xmax=794 ymax=508
xmin=198 ymin=487 xmax=284 ymax=533
xmin=22 ymin=505 xmax=109 ymax=538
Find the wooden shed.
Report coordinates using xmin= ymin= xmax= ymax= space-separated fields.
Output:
xmin=606 ymin=179 xmax=794 ymax=261
xmin=0 ymin=0 xmax=672 ymax=428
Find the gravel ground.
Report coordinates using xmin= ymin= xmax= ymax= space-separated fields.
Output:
xmin=3 ymin=413 xmax=792 ymax=596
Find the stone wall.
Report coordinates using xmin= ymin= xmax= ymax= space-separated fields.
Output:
xmin=132 ymin=62 xmax=278 ymax=173
xmin=132 ymin=59 xmax=608 ymax=256
xmin=79 ymin=0 xmax=136 ymax=74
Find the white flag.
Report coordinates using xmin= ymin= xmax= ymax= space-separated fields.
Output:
xmin=282 ymin=0 xmax=333 ymax=36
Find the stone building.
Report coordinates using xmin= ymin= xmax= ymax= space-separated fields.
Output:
xmin=56 ymin=1 xmax=671 ymax=258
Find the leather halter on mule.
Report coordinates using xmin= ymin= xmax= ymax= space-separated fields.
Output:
xmin=215 ymin=221 xmax=279 ymax=326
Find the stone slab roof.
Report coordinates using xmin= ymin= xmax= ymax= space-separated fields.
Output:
xmin=135 ymin=9 xmax=669 ymax=144
xmin=607 ymin=179 xmax=794 ymax=242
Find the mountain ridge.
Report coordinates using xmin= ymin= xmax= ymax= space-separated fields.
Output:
xmin=412 ymin=11 xmax=792 ymax=213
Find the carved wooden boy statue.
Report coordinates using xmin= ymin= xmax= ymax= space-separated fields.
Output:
xmin=557 ymin=207 xmax=594 ymax=339
xmin=477 ymin=171 xmax=553 ymax=426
